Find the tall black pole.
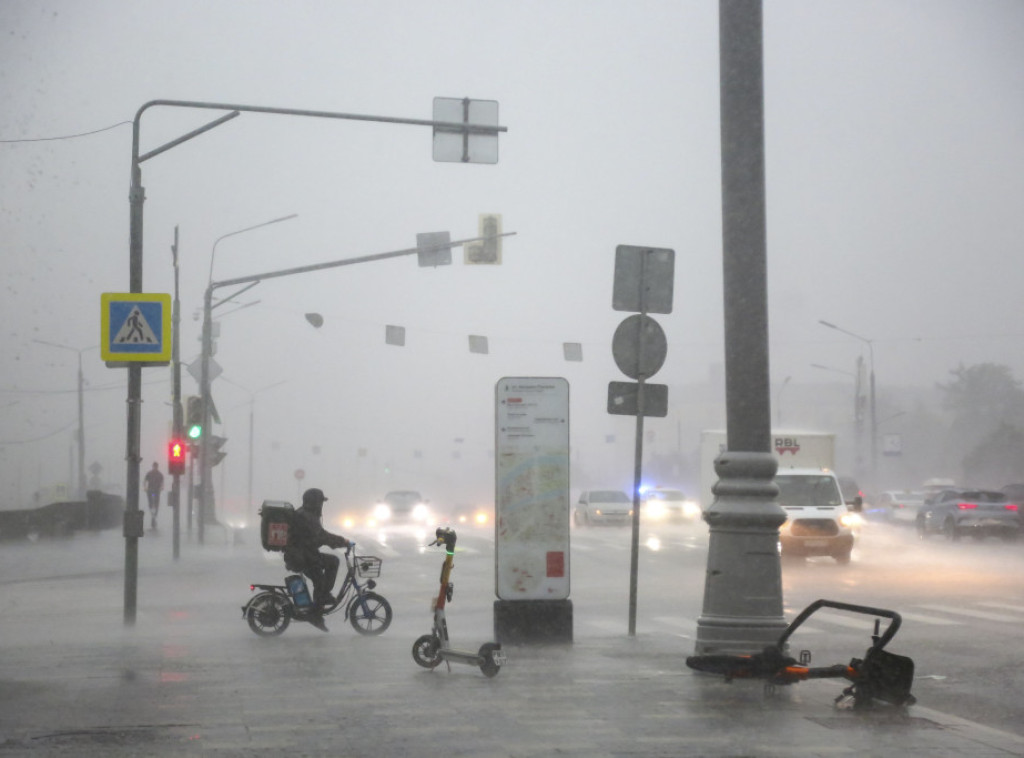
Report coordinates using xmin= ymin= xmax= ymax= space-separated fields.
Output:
xmin=694 ymin=0 xmax=787 ymax=655
xmin=171 ymin=226 xmax=182 ymax=560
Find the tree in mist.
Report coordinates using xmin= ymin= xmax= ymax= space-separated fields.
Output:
xmin=962 ymin=423 xmax=1024 ymax=487
xmin=938 ymin=363 xmax=1024 ymax=485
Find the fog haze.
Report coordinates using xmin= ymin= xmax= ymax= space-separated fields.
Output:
xmin=2 ymin=1 xmax=1023 ymax=515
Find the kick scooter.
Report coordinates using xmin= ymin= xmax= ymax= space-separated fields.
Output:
xmin=412 ymin=527 xmax=507 ymax=677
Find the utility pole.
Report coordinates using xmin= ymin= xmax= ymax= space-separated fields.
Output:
xmin=170 ymin=226 xmax=183 ymax=560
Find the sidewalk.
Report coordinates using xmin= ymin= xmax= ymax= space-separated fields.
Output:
xmin=2 ymin=529 xmax=1023 ymax=757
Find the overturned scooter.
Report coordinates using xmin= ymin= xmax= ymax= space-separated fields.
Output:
xmin=412 ymin=527 xmax=506 ymax=677
xmin=686 ymin=599 xmax=916 ymax=709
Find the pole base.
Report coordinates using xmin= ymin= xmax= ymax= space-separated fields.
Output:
xmin=494 ymin=599 xmax=573 ymax=644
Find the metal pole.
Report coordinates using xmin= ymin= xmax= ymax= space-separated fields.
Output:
xmin=627 ymin=252 xmax=649 ymax=638
xmin=248 ymin=397 xmax=254 ymax=516
xmin=695 ymin=0 xmax=787 ymax=656
xmin=199 ymin=283 xmax=213 ymax=544
xmin=75 ymin=352 xmax=86 ymax=500
xmin=124 ymin=145 xmax=145 ymax=626
xmin=170 ymin=226 xmax=182 ymax=560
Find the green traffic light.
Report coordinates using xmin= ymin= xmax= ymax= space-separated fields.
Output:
xmin=188 ymin=424 xmax=202 ymax=440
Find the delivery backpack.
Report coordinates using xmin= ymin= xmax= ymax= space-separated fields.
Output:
xmin=259 ymin=501 xmax=295 ymax=552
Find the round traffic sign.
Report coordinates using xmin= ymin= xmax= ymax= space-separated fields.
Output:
xmin=612 ymin=314 xmax=667 ymax=380
xmin=294 ymin=469 xmax=305 ymax=481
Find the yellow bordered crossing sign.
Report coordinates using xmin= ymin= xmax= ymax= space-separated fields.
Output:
xmin=101 ymin=292 xmax=172 ymax=365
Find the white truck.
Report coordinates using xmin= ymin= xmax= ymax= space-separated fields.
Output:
xmin=698 ymin=430 xmax=836 ymax=510
xmin=699 ymin=430 xmax=858 ymax=563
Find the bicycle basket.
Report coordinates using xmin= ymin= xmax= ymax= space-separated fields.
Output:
xmin=355 ymin=556 xmax=382 ymax=578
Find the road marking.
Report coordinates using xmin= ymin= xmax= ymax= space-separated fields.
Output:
xmin=976 ymin=601 xmax=1024 ymax=614
xmin=898 ymin=611 xmax=959 ymax=626
xmin=917 ymin=604 xmax=1024 ymax=623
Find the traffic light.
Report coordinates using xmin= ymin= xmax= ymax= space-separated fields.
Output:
xmin=168 ymin=438 xmax=187 ymax=475
xmin=207 ymin=435 xmax=228 ymax=467
xmin=186 ymin=396 xmax=203 ymax=439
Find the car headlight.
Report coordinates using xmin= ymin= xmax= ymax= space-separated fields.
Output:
xmin=645 ymin=501 xmax=667 ymax=519
xmin=411 ymin=503 xmax=430 ymax=522
xmin=373 ymin=503 xmax=392 ymax=521
xmin=840 ymin=512 xmax=863 ymax=529
xmin=682 ymin=501 xmax=701 ymax=519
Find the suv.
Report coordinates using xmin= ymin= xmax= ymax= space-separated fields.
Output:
xmin=775 ymin=469 xmax=856 ymax=563
xmin=916 ymin=488 xmax=1021 ymax=542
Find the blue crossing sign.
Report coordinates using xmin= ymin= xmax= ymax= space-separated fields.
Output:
xmin=100 ymin=292 xmax=171 ymax=364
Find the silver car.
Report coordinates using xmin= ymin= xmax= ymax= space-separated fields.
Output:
xmin=877 ymin=490 xmax=927 ymax=524
xmin=574 ymin=490 xmax=633 ymax=526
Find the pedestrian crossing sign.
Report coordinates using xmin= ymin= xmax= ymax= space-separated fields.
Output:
xmin=101 ymin=292 xmax=172 ymax=365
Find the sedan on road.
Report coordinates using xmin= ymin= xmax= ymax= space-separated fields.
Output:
xmin=877 ymin=490 xmax=928 ymax=524
xmin=916 ymin=488 xmax=1021 ymax=542
xmin=641 ymin=488 xmax=701 ymax=522
xmin=574 ymin=490 xmax=633 ymax=526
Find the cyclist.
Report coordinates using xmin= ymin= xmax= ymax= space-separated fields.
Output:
xmin=282 ymin=487 xmax=351 ymax=632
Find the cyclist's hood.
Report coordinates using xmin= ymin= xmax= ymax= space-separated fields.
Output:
xmin=301 ymin=487 xmax=328 ymax=515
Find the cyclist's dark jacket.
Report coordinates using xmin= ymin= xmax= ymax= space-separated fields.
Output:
xmin=282 ymin=504 xmax=348 ymax=571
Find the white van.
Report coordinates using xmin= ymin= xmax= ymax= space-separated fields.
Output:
xmin=775 ymin=468 xmax=857 ymax=563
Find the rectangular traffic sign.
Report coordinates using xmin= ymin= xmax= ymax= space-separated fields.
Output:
xmin=100 ymin=292 xmax=171 ymax=364
xmin=607 ymin=381 xmax=668 ymax=417
xmin=612 ymin=245 xmax=675 ymax=314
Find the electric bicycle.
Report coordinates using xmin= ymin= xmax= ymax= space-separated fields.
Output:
xmin=242 ymin=544 xmax=393 ymax=636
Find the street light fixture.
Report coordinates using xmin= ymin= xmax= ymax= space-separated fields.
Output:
xmin=818 ymin=320 xmax=877 ymax=488
xmin=198 ymin=214 xmax=298 ymax=543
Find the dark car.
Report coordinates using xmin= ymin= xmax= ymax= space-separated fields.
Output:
xmin=916 ymin=488 xmax=1021 ymax=542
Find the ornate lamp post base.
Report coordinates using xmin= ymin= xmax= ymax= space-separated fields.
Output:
xmin=694 ymin=451 xmax=788 ymax=655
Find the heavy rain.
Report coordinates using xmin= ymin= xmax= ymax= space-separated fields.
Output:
xmin=2 ymin=1 xmax=1024 ymax=755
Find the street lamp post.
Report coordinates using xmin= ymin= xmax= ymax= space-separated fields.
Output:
xmin=775 ymin=376 xmax=791 ymax=426
xmin=818 ymin=320 xmax=877 ymax=488
xmin=812 ymin=360 xmax=867 ymax=480
xmin=198 ymin=214 xmax=298 ymax=544
xmin=33 ymin=340 xmax=95 ymax=501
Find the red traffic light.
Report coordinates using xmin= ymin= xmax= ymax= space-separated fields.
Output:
xmin=168 ymin=439 xmax=187 ymax=475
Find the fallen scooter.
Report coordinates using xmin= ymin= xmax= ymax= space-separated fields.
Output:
xmin=686 ymin=599 xmax=916 ymax=709
xmin=412 ymin=527 xmax=506 ymax=677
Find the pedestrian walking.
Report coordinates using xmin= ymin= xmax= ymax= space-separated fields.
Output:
xmin=144 ymin=462 xmax=164 ymax=529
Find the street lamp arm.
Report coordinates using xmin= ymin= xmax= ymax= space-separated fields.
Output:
xmin=138 ymin=111 xmax=240 ymax=165
xmin=209 ymin=215 xmax=298 ymax=284
xmin=210 ymin=231 xmax=518 ymax=291
xmin=133 ymin=98 xmax=509 ymax=144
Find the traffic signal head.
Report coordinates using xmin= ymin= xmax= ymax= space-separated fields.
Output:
xmin=168 ymin=438 xmax=187 ymax=475
xmin=186 ymin=396 xmax=203 ymax=439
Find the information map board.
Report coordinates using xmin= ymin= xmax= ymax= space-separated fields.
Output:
xmin=495 ymin=377 xmax=570 ymax=601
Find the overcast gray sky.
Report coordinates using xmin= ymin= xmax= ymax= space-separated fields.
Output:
xmin=2 ymin=1 xmax=1023 ymax=511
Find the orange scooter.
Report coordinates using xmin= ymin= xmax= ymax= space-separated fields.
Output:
xmin=686 ymin=599 xmax=916 ymax=709
xmin=412 ymin=527 xmax=506 ymax=677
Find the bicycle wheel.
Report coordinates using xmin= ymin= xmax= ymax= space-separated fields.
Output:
xmin=348 ymin=591 xmax=393 ymax=635
xmin=246 ymin=592 xmax=291 ymax=637
xmin=412 ymin=634 xmax=442 ymax=669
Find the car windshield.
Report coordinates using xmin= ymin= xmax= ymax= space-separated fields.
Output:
xmin=591 ymin=491 xmax=630 ymax=503
xmin=775 ymin=476 xmax=842 ymax=507
xmin=383 ymin=491 xmax=423 ymax=510
xmin=648 ymin=490 xmax=686 ymax=500
xmin=958 ymin=490 xmax=1006 ymax=503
